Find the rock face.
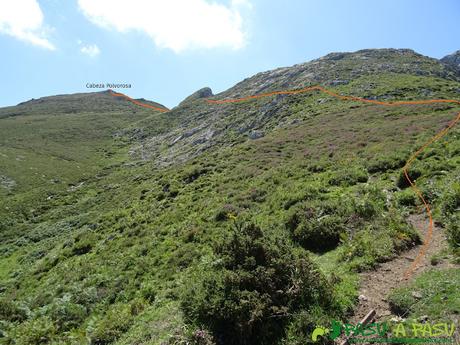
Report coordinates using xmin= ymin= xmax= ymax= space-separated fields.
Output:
xmin=441 ymin=50 xmax=460 ymax=70
xmin=0 ymin=175 xmax=16 ymax=190
xmin=178 ymin=87 xmax=213 ymax=106
xmin=217 ymin=49 xmax=460 ymax=99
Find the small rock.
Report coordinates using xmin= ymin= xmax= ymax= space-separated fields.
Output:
xmin=171 ymin=135 xmax=182 ymax=145
xmin=178 ymin=87 xmax=213 ymax=106
xmin=411 ymin=291 xmax=423 ymax=299
xmin=390 ymin=316 xmax=405 ymax=322
xmin=248 ymin=130 xmax=264 ymax=140
xmin=419 ymin=315 xmax=429 ymax=322
xmin=329 ymin=79 xmax=349 ymax=86
xmin=358 ymin=294 xmax=368 ymax=301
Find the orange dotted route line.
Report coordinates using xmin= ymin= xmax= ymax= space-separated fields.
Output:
xmin=108 ymin=89 xmax=169 ymax=112
xmin=110 ymin=85 xmax=460 ymax=280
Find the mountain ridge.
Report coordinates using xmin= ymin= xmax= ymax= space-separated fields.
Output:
xmin=2 ymin=48 xmax=459 ymax=113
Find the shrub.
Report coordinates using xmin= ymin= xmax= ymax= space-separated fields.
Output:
xmin=366 ymin=154 xmax=406 ymax=173
xmin=10 ymin=317 xmax=56 ymax=345
xmin=440 ymin=182 xmax=460 ymax=216
xmin=387 ymin=214 xmax=421 ymax=252
xmin=285 ymin=200 xmax=349 ymax=252
xmin=328 ymin=168 xmax=368 ymax=187
xmin=352 ymin=199 xmax=377 ymax=220
xmin=181 ymin=220 xmax=334 ymax=345
xmin=182 ymin=166 xmax=208 ymax=184
xmin=48 ymin=300 xmax=87 ymax=331
xmin=87 ymin=303 xmax=134 ymax=345
xmin=246 ymin=187 xmax=267 ymax=203
xmin=395 ymin=189 xmax=417 ymax=207
xmin=140 ymin=282 xmax=157 ymax=303
xmin=419 ymin=182 xmax=441 ymax=204
xmin=396 ymin=167 xmax=422 ymax=189
xmin=214 ymin=204 xmax=238 ymax=222
xmin=446 ymin=216 xmax=460 ymax=248
xmin=281 ymin=308 xmax=333 ymax=345
xmin=189 ymin=329 xmax=216 ymax=345
xmin=0 ymin=298 xmax=27 ymax=322
xmin=71 ymin=231 xmax=98 ymax=256
xmin=70 ymin=286 xmax=98 ymax=308
xmin=339 ymin=229 xmax=393 ymax=271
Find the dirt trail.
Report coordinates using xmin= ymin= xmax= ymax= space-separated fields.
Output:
xmin=349 ymin=213 xmax=455 ymax=324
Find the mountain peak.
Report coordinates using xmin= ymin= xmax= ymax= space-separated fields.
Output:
xmin=178 ymin=87 xmax=214 ymax=106
xmin=216 ymin=48 xmax=457 ymax=100
xmin=441 ymin=50 xmax=460 ymax=70
xmin=2 ymin=91 xmax=167 ymax=117
xmin=319 ymin=48 xmax=419 ymax=61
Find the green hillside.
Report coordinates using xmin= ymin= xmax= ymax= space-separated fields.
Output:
xmin=0 ymin=49 xmax=459 ymax=345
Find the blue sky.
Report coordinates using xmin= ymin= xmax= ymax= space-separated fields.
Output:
xmin=1 ymin=0 xmax=459 ymax=108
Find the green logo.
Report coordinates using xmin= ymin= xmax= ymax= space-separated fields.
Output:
xmin=311 ymin=326 xmax=329 ymax=342
xmin=311 ymin=320 xmax=456 ymax=343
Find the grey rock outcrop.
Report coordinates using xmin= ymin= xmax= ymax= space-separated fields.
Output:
xmin=178 ymin=87 xmax=213 ymax=106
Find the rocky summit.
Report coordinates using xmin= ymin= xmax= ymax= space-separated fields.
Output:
xmin=441 ymin=50 xmax=460 ymax=71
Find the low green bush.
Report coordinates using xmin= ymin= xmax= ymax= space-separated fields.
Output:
xmin=8 ymin=317 xmax=56 ymax=345
xmin=285 ymin=199 xmax=349 ymax=252
xmin=366 ymin=154 xmax=406 ymax=173
xmin=214 ymin=204 xmax=238 ymax=222
xmin=395 ymin=189 xmax=417 ymax=207
xmin=328 ymin=168 xmax=368 ymax=187
xmin=87 ymin=303 xmax=134 ymax=345
xmin=0 ymin=298 xmax=27 ymax=322
xmin=181 ymin=220 xmax=335 ymax=345
xmin=396 ymin=167 xmax=422 ymax=189
xmin=440 ymin=182 xmax=460 ymax=217
xmin=71 ymin=231 xmax=98 ymax=256
xmin=446 ymin=216 xmax=460 ymax=248
xmin=48 ymin=299 xmax=87 ymax=331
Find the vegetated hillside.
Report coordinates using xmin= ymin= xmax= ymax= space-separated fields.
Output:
xmin=0 ymin=91 xmax=171 ymax=223
xmin=0 ymin=49 xmax=459 ymax=345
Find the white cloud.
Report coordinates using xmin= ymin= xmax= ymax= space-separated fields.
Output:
xmin=77 ymin=0 xmax=249 ymax=53
xmin=80 ymin=43 xmax=100 ymax=57
xmin=0 ymin=0 xmax=55 ymax=50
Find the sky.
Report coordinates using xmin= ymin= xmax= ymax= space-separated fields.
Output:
xmin=0 ymin=0 xmax=459 ymax=108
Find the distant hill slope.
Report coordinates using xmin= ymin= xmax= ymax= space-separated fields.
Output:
xmin=0 ymin=91 xmax=170 ymax=223
xmin=1 ymin=90 xmax=167 ymax=118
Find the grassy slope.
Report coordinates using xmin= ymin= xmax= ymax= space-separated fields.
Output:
xmin=0 ymin=56 xmax=459 ymax=344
